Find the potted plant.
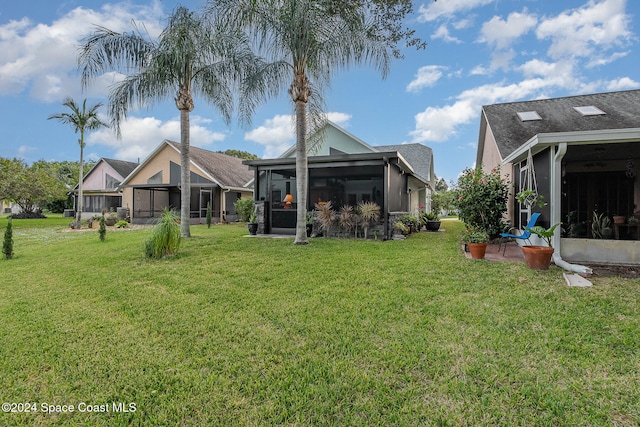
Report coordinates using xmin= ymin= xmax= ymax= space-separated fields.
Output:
xmin=421 ymin=211 xmax=441 ymax=232
xmin=247 ymin=211 xmax=258 ymax=235
xmin=591 ymin=212 xmax=612 ymax=239
xmin=306 ymin=210 xmax=315 ymax=237
xmin=515 ymin=189 xmax=546 ymax=208
xmin=522 ymin=222 xmax=560 ymax=270
xmin=461 ymin=225 xmax=489 ymax=259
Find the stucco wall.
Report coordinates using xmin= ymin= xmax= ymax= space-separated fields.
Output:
xmin=83 ymin=161 xmax=122 ymax=191
xmin=561 ymin=238 xmax=640 ymax=265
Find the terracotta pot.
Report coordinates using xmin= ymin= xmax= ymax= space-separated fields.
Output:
xmin=521 ymin=245 xmax=554 ymax=270
xmin=468 ymin=242 xmax=487 ymax=259
xmin=613 ymin=215 xmax=625 ymax=224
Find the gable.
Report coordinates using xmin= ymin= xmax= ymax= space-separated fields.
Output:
xmin=280 ymin=121 xmax=377 ymax=158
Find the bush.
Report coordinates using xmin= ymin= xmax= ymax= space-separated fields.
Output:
xmin=234 ymin=198 xmax=254 ymax=223
xmin=3 ymin=217 xmax=14 ymax=259
xmin=454 ymin=166 xmax=510 ymax=238
xmin=10 ymin=210 xmax=46 ymax=219
xmin=115 ymin=220 xmax=129 ymax=228
xmin=144 ymin=209 xmax=181 ymax=259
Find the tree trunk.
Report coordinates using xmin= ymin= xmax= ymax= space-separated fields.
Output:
xmin=180 ymin=108 xmax=191 ymax=238
xmin=290 ymin=73 xmax=310 ymax=245
xmin=76 ymin=132 xmax=84 ymax=228
xmin=177 ymin=84 xmax=194 ymax=238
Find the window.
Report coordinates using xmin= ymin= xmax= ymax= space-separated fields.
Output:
xmin=105 ymin=173 xmax=120 ymax=189
xmin=573 ymin=106 xmax=606 ymax=116
xmin=147 ymin=171 xmax=163 ymax=184
xmin=516 ymin=111 xmax=542 ymax=121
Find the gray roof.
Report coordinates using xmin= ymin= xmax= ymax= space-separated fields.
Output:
xmin=482 ymin=89 xmax=640 ymax=159
xmin=102 ymin=158 xmax=138 ymax=179
xmin=375 ymin=143 xmax=434 ymax=184
xmin=167 ymin=141 xmax=254 ymax=189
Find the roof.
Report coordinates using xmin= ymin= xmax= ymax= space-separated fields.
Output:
xmin=102 ymin=158 xmax=138 ymax=178
xmin=375 ymin=143 xmax=434 ymax=185
xmin=481 ymin=89 xmax=640 ymax=160
xmin=166 ymin=141 xmax=254 ymax=189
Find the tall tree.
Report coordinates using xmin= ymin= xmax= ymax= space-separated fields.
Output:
xmin=79 ymin=6 xmax=255 ymax=237
xmin=48 ymin=98 xmax=107 ymax=227
xmin=211 ymin=0 xmax=391 ymax=244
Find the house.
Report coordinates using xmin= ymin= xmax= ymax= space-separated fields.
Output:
xmin=70 ymin=158 xmax=138 ymax=218
xmin=119 ymin=140 xmax=254 ymax=224
xmin=244 ymin=121 xmax=436 ymax=238
xmin=476 ymin=89 xmax=640 ymax=266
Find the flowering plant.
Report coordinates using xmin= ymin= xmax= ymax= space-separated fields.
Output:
xmin=461 ymin=225 xmax=489 ymax=244
xmin=454 ymin=166 xmax=510 ymax=238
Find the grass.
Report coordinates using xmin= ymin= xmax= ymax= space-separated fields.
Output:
xmin=0 ymin=216 xmax=638 ymax=426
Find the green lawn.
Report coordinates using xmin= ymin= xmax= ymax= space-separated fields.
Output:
xmin=0 ymin=216 xmax=638 ymax=426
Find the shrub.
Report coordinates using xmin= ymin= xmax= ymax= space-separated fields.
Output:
xmin=338 ymin=205 xmax=355 ymax=237
xmin=3 ymin=217 xmax=14 ymax=259
xmin=358 ymin=201 xmax=380 ymax=239
xmin=144 ymin=209 xmax=181 ymax=259
xmin=454 ymin=166 xmax=510 ymax=238
xmin=206 ymin=202 xmax=212 ymax=228
xmin=234 ymin=198 xmax=254 ymax=223
xmin=116 ymin=220 xmax=129 ymax=228
xmin=99 ymin=215 xmax=106 ymax=242
xmin=315 ymin=201 xmax=335 ymax=237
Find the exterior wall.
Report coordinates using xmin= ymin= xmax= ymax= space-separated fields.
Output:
xmin=121 ymin=146 xmax=179 ymax=215
xmin=479 ymin=124 xmax=502 ymax=171
xmin=82 ymin=161 xmax=123 ymax=191
xmin=561 ymin=238 xmax=640 ymax=265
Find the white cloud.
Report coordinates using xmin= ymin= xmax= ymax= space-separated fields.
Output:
xmin=0 ymin=2 xmax=164 ymax=101
xmin=607 ymin=77 xmax=640 ymax=91
xmin=479 ymin=11 xmax=537 ymax=50
xmin=326 ymin=112 xmax=352 ymax=126
xmin=244 ymin=115 xmax=295 ymax=158
xmin=432 ymin=24 xmax=462 ymax=44
xmin=470 ymin=65 xmax=490 ymax=76
xmin=406 ymin=65 xmax=447 ymax=93
xmin=417 ymin=0 xmax=494 ymax=22
xmin=408 ymin=79 xmax=559 ymax=143
xmin=536 ymin=0 xmax=632 ymax=61
xmin=87 ymin=114 xmax=226 ymax=161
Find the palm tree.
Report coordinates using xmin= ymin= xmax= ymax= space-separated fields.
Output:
xmin=79 ymin=6 xmax=255 ymax=237
xmin=48 ymin=98 xmax=108 ymax=228
xmin=210 ymin=0 xmax=390 ymax=244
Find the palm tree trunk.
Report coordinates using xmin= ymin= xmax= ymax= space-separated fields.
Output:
xmin=294 ymin=99 xmax=309 ymax=244
xmin=76 ymin=132 xmax=84 ymax=228
xmin=180 ymin=108 xmax=191 ymax=238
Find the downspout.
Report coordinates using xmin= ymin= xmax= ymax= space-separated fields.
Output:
xmin=551 ymin=143 xmax=593 ymax=274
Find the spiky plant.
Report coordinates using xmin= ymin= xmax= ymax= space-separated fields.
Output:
xmin=314 ymin=201 xmax=335 ymax=238
xmin=338 ymin=205 xmax=355 ymax=238
xmin=358 ymin=201 xmax=380 ymax=239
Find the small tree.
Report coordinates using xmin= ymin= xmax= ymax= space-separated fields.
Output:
xmin=99 ymin=215 xmax=106 ymax=242
xmin=3 ymin=217 xmax=14 ymax=259
xmin=206 ymin=202 xmax=212 ymax=228
xmin=358 ymin=201 xmax=380 ymax=239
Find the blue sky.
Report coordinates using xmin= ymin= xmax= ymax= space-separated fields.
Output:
xmin=0 ymin=0 xmax=638 ymax=183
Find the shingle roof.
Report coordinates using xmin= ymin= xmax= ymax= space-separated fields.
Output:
xmin=483 ymin=89 xmax=640 ymax=159
xmin=375 ymin=143 xmax=434 ymax=184
xmin=102 ymin=158 xmax=138 ymax=179
xmin=167 ymin=141 xmax=254 ymax=188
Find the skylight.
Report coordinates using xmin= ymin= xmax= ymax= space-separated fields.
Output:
xmin=573 ymin=105 xmax=606 ymax=116
xmin=516 ymin=111 xmax=542 ymax=122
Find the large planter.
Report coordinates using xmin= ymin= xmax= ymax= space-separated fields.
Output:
xmin=521 ymin=245 xmax=554 ymax=270
xmin=425 ymin=220 xmax=441 ymax=232
xmin=248 ymin=223 xmax=258 ymax=235
xmin=468 ymin=243 xmax=487 ymax=259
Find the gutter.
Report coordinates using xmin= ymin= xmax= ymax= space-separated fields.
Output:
xmin=551 ymin=142 xmax=593 ymax=275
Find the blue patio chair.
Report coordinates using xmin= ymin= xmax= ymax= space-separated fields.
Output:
xmin=500 ymin=212 xmax=541 ymax=255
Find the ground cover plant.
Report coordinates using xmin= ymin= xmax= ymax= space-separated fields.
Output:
xmin=0 ymin=216 xmax=638 ymax=426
